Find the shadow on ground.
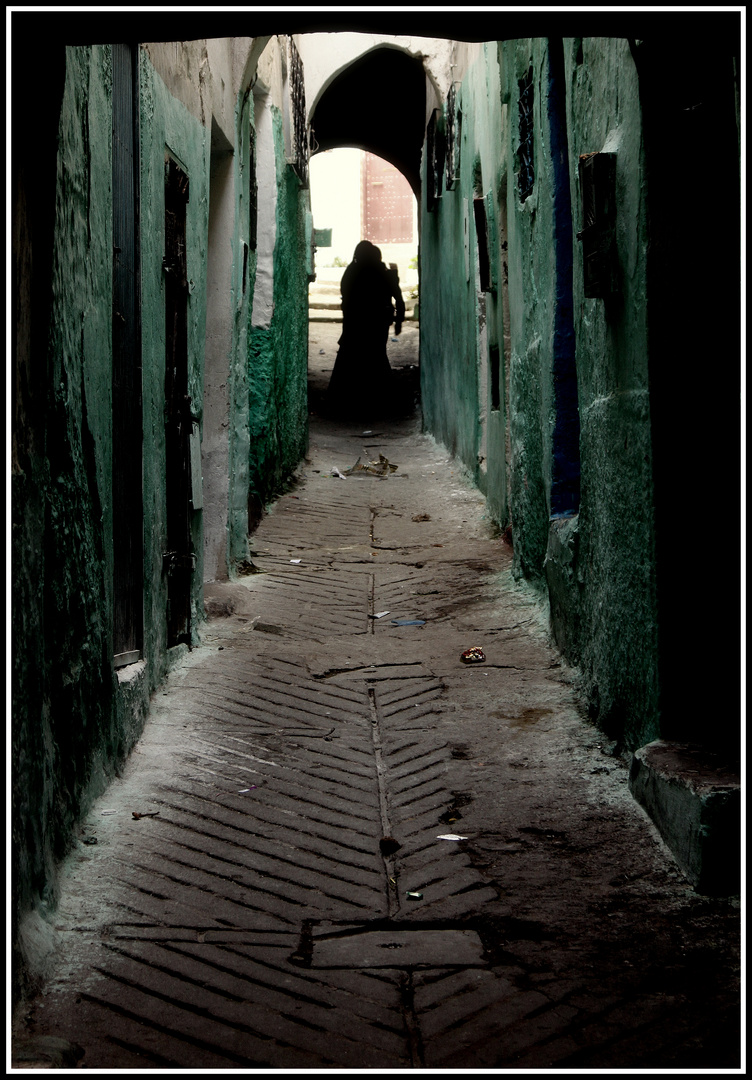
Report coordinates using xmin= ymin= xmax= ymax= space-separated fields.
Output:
xmin=308 ymin=322 xmax=420 ymax=422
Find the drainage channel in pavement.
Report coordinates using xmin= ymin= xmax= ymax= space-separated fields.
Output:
xmin=13 ymin=389 xmax=741 ymax=1069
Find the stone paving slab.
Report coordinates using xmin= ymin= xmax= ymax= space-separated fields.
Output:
xmin=12 ymin=350 xmax=741 ymax=1069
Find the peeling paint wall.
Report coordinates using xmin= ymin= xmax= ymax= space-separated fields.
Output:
xmin=240 ymin=38 xmax=310 ymax=540
xmin=12 ymin=37 xmax=288 ymax=1002
xmin=420 ymin=42 xmax=509 ymax=511
xmin=557 ymin=36 xmax=659 ymax=748
xmin=13 ymin=44 xmax=129 ymax=1000
xmin=420 ymin=37 xmax=661 ymax=751
xmin=246 ymin=102 xmax=310 ymax=526
xmin=139 ymin=43 xmax=212 ymax=655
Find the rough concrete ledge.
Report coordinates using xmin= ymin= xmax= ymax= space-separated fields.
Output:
xmin=629 ymin=740 xmax=741 ymax=896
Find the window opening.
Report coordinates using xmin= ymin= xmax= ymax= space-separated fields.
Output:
xmin=576 ymin=151 xmax=617 ymax=298
xmin=473 ymin=196 xmax=492 ymax=294
xmin=490 ymin=344 xmax=501 ymax=411
xmin=426 ymin=109 xmax=445 ymax=212
xmin=517 ymin=66 xmax=535 ymax=203
xmin=287 ymin=37 xmax=308 ymax=188
xmin=445 ymin=83 xmax=461 ymax=190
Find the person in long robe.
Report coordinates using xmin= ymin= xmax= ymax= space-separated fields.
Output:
xmin=327 ymin=241 xmax=403 ymax=418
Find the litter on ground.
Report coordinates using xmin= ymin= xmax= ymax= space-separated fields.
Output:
xmin=461 ymin=647 xmax=486 ymax=663
xmin=345 ymin=454 xmax=398 ymax=477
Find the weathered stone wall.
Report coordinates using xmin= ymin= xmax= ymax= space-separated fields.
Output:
xmin=419 ymin=42 xmax=509 ymax=497
xmin=12 ymin=41 xmax=214 ymax=1002
xmin=228 ymin=38 xmax=310 ymax=540
xmin=557 ymin=36 xmax=659 ymax=749
xmin=503 ymin=40 xmax=558 ymax=583
xmin=420 ymin=37 xmax=661 ymax=752
xmin=13 ymin=35 xmax=310 ymax=1002
xmin=139 ymin=44 xmax=212 ymax=653
xmin=246 ymin=103 xmax=310 ymax=524
xmin=12 ymin=46 xmax=116 ymax=1002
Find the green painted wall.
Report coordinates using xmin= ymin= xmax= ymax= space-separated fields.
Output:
xmin=12 ymin=45 xmax=119 ymax=994
xmin=227 ymin=90 xmax=257 ymax=568
xmin=504 ymin=40 xmax=558 ymax=583
xmin=12 ymin=43 xmax=214 ymax=999
xmin=421 ymin=38 xmax=661 ymax=751
xmin=556 ymin=36 xmax=660 ymax=748
xmin=246 ymin=106 xmax=309 ymax=526
xmin=420 ymin=43 xmax=508 ymax=481
xmin=139 ymin=48 xmax=211 ymax=651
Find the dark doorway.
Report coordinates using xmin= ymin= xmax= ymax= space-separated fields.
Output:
xmin=112 ymin=42 xmax=144 ymax=666
xmin=164 ymin=157 xmax=195 ymax=647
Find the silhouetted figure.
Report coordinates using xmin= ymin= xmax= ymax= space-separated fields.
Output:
xmin=387 ymin=262 xmax=406 ymax=336
xmin=327 ymin=241 xmax=403 ymax=418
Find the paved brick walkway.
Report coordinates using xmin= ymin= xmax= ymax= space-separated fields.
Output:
xmin=12 ymin=364 xmax=741 ymax=1069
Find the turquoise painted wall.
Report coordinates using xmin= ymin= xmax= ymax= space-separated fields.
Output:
xmin=139 ymin=49 xmax=211 ymax=653
xmin=420 ymin=44 xmax=506 ymax=480
xmin=557 ymin=36 xmax=660 ymax=748
xmin=246 ymin=107 xmax=309 ymax=527
xmin=420 ymin=44 xmax=516 ymax=529
xmin=421 ymin=38 xmax=661 ymax=751
xmin=504 ymin=41 xmax=552 ymax=583
xmin=13 ymin=45 xmax=121 ymax=982
xmin=12 ymin=44 xmax=214 ymax=994
xmin=227 ymin=89 xmax=257 ymax=568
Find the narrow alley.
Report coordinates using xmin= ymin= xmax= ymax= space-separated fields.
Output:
xmin=11 ymin=11 xmax=742 ymax=1074
xmin=13 ymin=329 xmax=740 ymax=1070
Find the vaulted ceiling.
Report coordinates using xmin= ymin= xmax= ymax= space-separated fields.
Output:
xmin=309 ymin=47 xmax=427 ymax=195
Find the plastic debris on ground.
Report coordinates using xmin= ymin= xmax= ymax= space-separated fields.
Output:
xmin=392 ymin=619 xmax=426 ymax=626
xmin=369 ymin=610 xmax=391 ymax=619
xmin=460 ymin=646 xmax=486 ymax=663
xmin=100 ymin=810 xmax=117 ymax=816
xmin=406 ymin=890 xmax=423 ymax=901
xmin=290 ymin=559 xmax=302 ymax=564
xmin=345 ymin=453 xmax=398 ymax=477
xmin=331 ymin=467 xmax=348 ymax=480
xmin=437 ymin=834 xmax=468 ymax=841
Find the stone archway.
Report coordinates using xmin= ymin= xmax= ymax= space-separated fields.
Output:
xmin=307 ymin=44 xmax=428 ymax=195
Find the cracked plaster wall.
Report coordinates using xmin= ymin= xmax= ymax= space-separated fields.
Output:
xmin=419 ymin=37 xmax=660 ymax=752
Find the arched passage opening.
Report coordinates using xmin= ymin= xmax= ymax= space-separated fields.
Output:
xmin=306 ymin=45 xmax=427 ymax=422
xmin=309 ymin=45 xmax=427 ymax=194
xmin=307 ymin=146 xmax=420 ymax=419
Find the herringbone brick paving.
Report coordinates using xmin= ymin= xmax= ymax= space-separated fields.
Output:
xmin=12 ymin=352 xmax=741 ymax=1069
